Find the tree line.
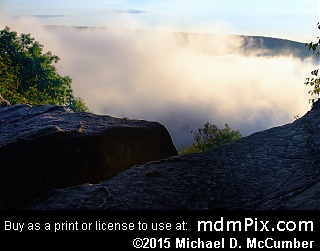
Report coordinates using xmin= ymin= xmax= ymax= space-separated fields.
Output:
xmin=0 ymin=26 xmax=88 ymax=112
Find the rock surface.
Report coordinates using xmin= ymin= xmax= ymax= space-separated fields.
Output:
xmin=0 ymin=104 xmax=178 ymax=209
xmin=24 ymin=101 xmax=320 ymax=210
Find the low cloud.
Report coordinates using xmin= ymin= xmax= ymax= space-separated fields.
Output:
xmin=34 ymin=15 xmax=69 ymax=19
xmin=114 ymin=9 xmax=150 ymax=14
xmin=0 ymin=15 xmax=315 ymax=150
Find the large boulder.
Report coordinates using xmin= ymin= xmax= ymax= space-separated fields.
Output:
xmin=0 ymin=104 xmax=178 ymax=209
xmin=25 ymin=101 xmax=320 ymax=210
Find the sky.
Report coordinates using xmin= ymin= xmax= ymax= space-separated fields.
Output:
xmin=0 ymin=0 xmax=318 ymax=42
xmin=0 ymin=1 xmax=319 ymax=150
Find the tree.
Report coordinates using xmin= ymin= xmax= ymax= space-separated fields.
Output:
xmin=0 ymin=26 xmax=89 ymax=112
xmin=179 ymin=122 xmax=242 ymax=155
xmin=304 ymin=22 xmax=320 ymax=103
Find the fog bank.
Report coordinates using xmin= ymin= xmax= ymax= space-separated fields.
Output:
xmin=0 ymin=16 xmax=316 ymax=150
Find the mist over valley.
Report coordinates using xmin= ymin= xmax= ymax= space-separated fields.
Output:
xmin=0 ymin=17 xmax=317 ymax=150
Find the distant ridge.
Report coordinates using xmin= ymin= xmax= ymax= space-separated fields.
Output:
xmin=174 ymin=31 xmax=314 ymax=60
xmin=239 ymin=35 xmax=313 ymax=59
xmin=44 ymin=25 xmax=314 ymax=61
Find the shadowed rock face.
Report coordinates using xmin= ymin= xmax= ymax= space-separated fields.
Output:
xmin=24 ymin=101 xmax=320 ymax=210
xmin=0 ymin=104 xmax=178 ymax=209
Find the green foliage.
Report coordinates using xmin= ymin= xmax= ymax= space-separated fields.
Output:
xmin=0 ymin=26 xmax=89 ymax=112
xmin=304 ymin=22 xmax=320 ymax=103
xmin=179 ymin=122 xmax=242 ymax=155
